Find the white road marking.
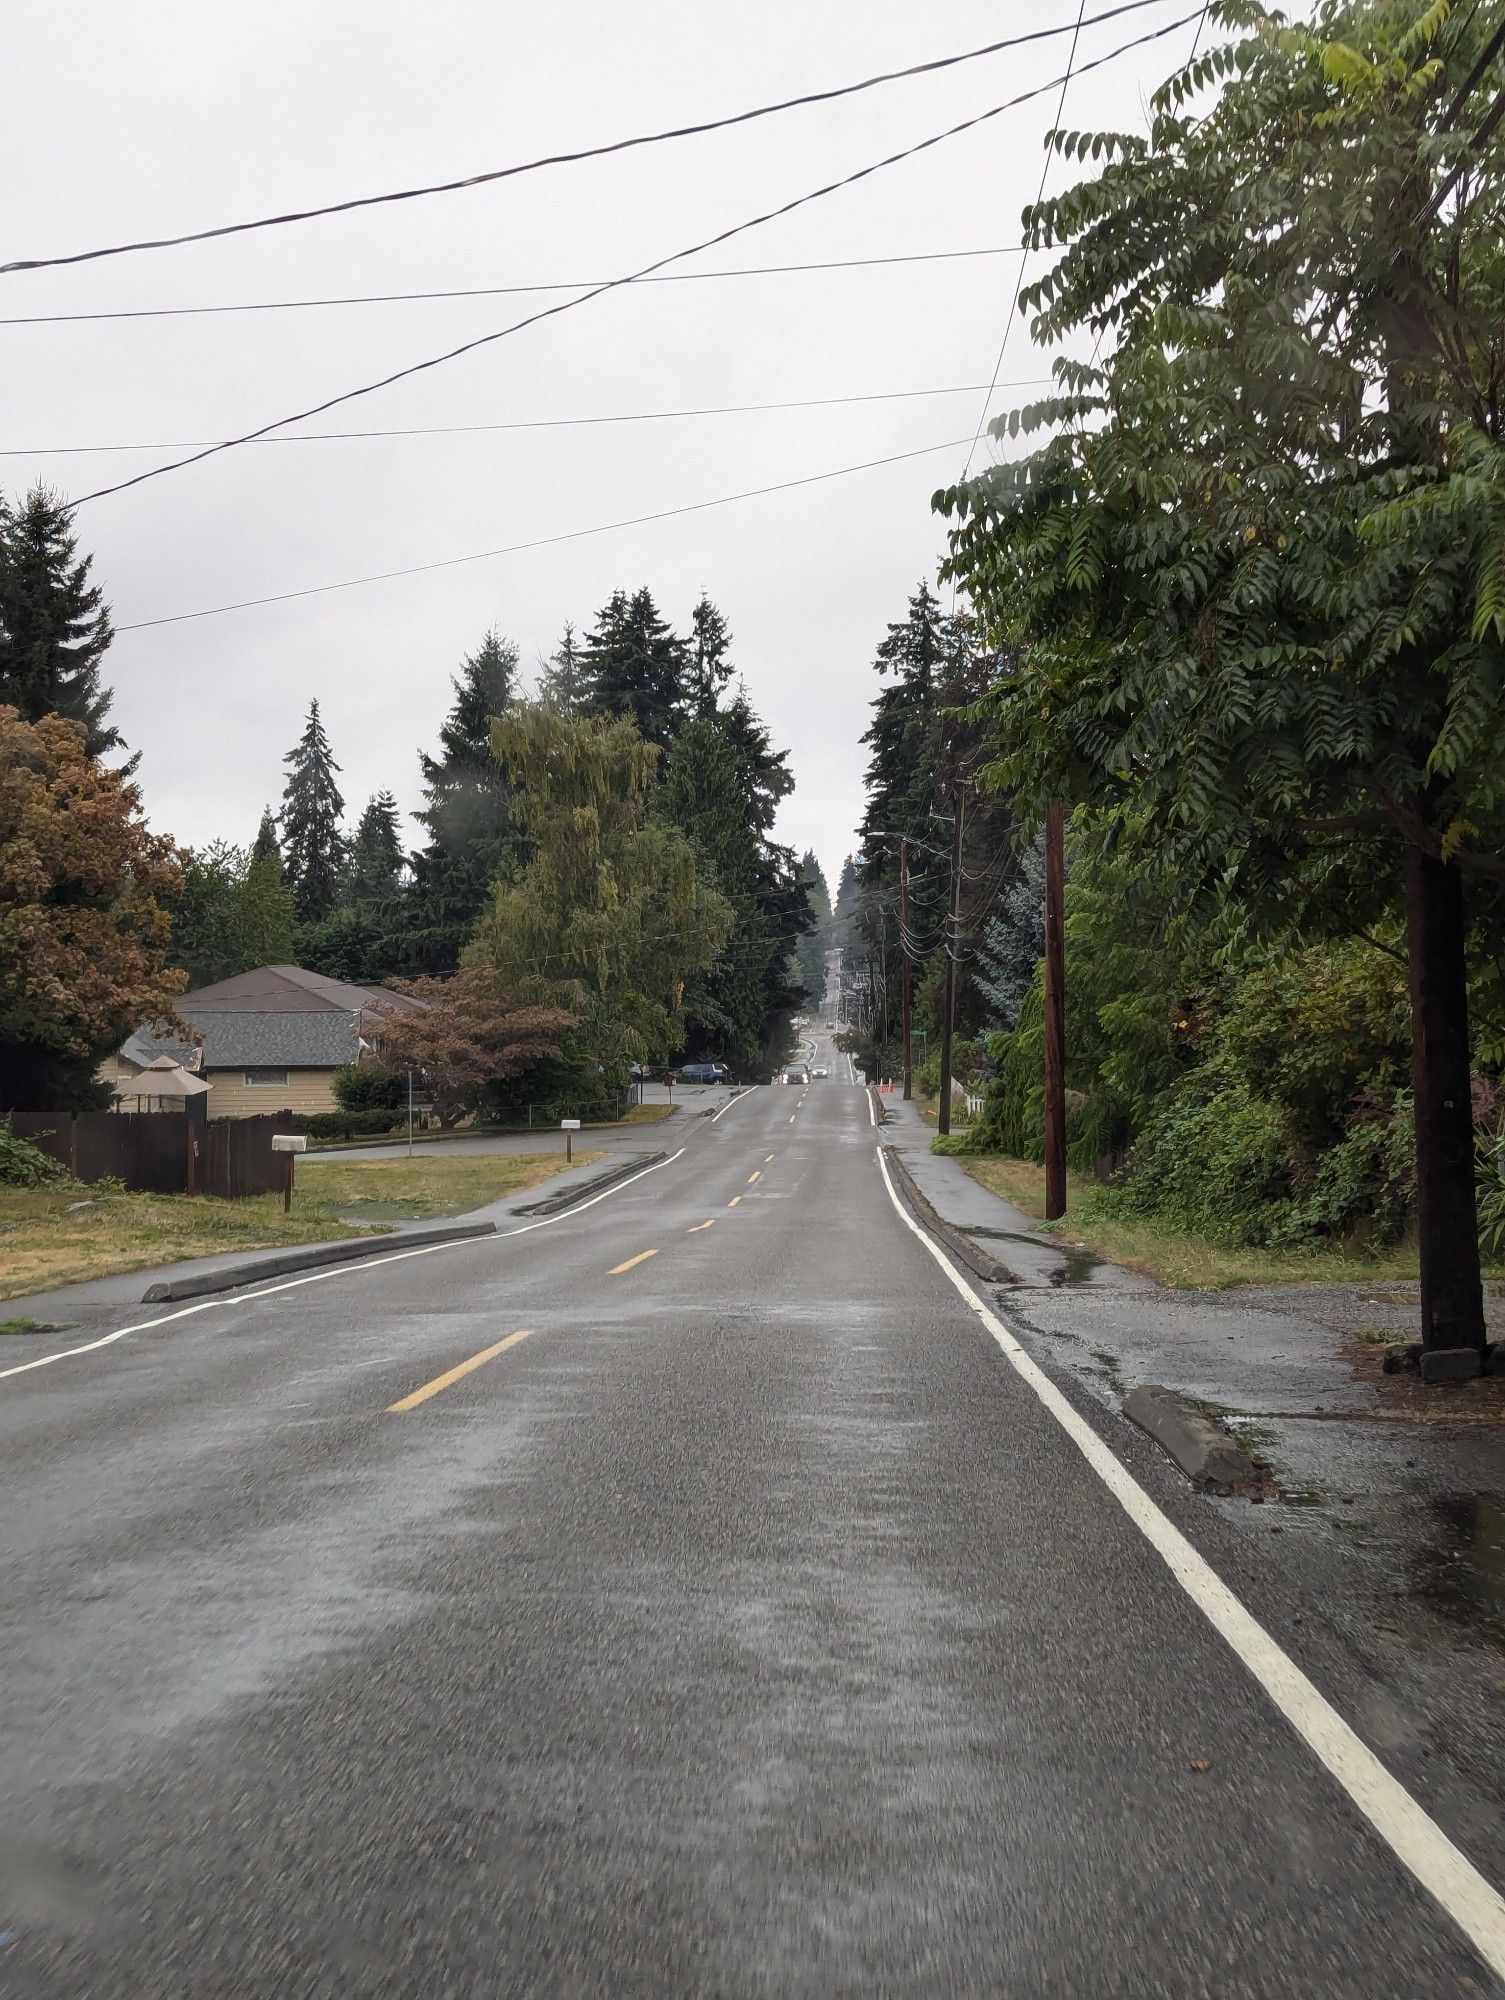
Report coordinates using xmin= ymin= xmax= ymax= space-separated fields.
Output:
xmin=873 ymin=1145 xmax=1505 ymax=1981
xmin=866 ymin=1088 xmax=877 ymax=1128
xmin=0 ymin=1146 xmax=689 ymax=1386
xmin=710 ymin=1089 xmax=752 ymax=1124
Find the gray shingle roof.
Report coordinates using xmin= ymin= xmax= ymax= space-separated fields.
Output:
xmin=114 ymin=963 xmax=426 ymax=1075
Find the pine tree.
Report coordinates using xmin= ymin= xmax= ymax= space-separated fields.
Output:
xmin=975 ymin=834 xmax=1047 ymax=1030
xmin=0 ymin=485 xmax=121 ymax=757
xmin=251 ymin=806 xmax=283 ymax=874
xmin=794 ymin=851 xmax=833 ymax=1003
xmin=687 ymin=593 xmax=734 ymax=715
xmin=536 ymin=621 xmax=588 ymax=712
xmin=581 ymin=587 xmax=688 ymax=749
xmin=278 ymin=699 xmax=348 ymax=925
xmin=349 ymin=790 xmax=405 ymax=899
xmin=407 ymin=629 xmax=520 ymax=973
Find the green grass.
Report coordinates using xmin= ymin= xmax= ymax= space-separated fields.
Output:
xmin=0 ymin=1151 xmax=601 ymax=1301
xmin=0 ymin=1317 xmax=42 ymax=1335
xmin=961 ymin=1156 xmax=1447 ymax=1291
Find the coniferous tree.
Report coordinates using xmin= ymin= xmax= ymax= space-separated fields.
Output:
xmin=278 ymin=700 xmax=348 ymax=924
xmin=0 ymin=486 xmax=121 ymax=758
xmin=349 ymin=790 xmax=405 ymax=899
xmin=536 ymin=621 xmax=588 ymax=712
xmin=407 ymin=629 xmax=520 ymax=973
xmin=251 ymin=806 xmax=283 ymax=873
xmin=582 ymin=587 xmax=688 ymax=749
xmin=794 ymin=851 xmax=833 ymax=1003
xmin=687 ymin=593 xmax=734 ymax=716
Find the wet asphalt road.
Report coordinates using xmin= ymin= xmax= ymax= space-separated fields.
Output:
xmin=0 ymin=1052 xmax=1499 ymax=1995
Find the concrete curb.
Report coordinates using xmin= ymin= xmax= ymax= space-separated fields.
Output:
xmin=140 ymin=1222 xmax=498 ymax=1303
xmin=1123 ymin=1384 xmax=1252 ymax=1492
xmin=880 ymin=1145 xmax=1014 ymax=1288
xmin=508 ymin=1151 xmax=668 ymax=1217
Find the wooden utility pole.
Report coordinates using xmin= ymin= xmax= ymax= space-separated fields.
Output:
xmin=899 ymin=838 xmax=913 ymax=1100
xmin=1043 ymin=800 xmax=1067 ymax=1221
xmin=937 ymin=789 xmax=965 ymax=1138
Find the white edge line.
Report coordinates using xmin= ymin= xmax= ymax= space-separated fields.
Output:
xmin=0 ymin=1146 xmax=688 ymax=1385
xmin=867 ymin=1085 xmax=877 ymax=1128
xmin=873 ymin=1142 xmax=1505 ymax=1981
xmin=710 ymin=1087 xmax=752 ymax=1123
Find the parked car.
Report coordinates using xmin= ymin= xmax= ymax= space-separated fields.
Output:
xmin=676 ymin=1061 xmax=724 ymax=1085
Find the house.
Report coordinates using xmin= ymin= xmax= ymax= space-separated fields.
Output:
xmin=100 ymin=964 xmax=425 ymax=1118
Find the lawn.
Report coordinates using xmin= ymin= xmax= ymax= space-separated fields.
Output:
xmin=0 ymin=1151 xmax=601 ymax=1301
xmin=961 ymin=1156 xmax=1447 ymax=1291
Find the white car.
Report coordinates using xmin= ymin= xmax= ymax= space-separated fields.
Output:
xmin=811 ymin=1066 xmax=828 ymax=1079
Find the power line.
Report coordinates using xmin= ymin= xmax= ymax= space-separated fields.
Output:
xmin=960 ymin=0 xmax=1089 ymax=483
xmin=1 ymin=0 xmax=1187 ymax=278
xmin=68 ymin=5 xmax=1205 ymax=512
xmin=6 ymin=377 xmax=1056 ymax=460
xmin=0 ymin=246 xmax=1021 ymax=329
xmin=115 ymin=434 xmax=974 ymax=632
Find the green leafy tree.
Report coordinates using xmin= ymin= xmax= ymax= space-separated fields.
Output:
xmin=0 ymin=486 xmax=121 ymax=759
xmin=939 ymin=0 xmax=1505 ymax=1366
xmin=408 ymin=629 xmax=519 ymax=973
xmin=278 ymin=700 xmax=348 ymax=925
xmin=582 ymin=587 xmax=688 ymax=749
xmin=470 ymin=705 xmax=732 ymax=1083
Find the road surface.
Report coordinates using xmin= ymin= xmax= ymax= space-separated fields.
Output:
xmin=0 ymin=1038 xmax=1500 ymax=1995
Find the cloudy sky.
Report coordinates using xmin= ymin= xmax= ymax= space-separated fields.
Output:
xmin=5 ymin=1 xmax=1209 ymax=892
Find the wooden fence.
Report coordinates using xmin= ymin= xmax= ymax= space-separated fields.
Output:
xmin=11 ymin=1110 xmax=291 ymax=1199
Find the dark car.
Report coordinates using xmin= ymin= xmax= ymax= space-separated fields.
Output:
xmin=676 ymin=1062 xmax=722 ymax=1085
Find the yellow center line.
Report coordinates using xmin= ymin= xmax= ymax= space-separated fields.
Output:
xmin=388 ymin=1329 xmax=533 ymax=1412
xmin=788 ymin=1113 xmax=797 ymax=1124
xmin=727 ymin=1194 xmax=742 ymax=1208
xmin=747 ymin=1170 xmax=762 ymax=1184
xmin=764 ymin=1153 xmax=775 ymax=1163
xmin=609 ymin=1248 xmax=659 ymax=1275
xmin=688 ymin=1219 xmax=716 ymax=1233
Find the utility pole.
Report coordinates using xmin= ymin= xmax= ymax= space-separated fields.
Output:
xmin=937 ymin=787 xmax=965 ymax=1138
xmin=1043 ymin=800 xmax=1067 ymax=1221
xmin=899 ymin=837 xmax=913 ymax=1100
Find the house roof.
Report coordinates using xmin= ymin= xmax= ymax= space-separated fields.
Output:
xmin=115 ymin=963 xmax=424 ymax=1075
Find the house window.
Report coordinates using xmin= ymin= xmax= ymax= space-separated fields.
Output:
xmin=243 ymin=1068 xmax=290 ymax=1087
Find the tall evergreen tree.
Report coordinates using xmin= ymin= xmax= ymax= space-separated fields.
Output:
xmin=582 ymin=587 xmax=688 ymax=748
xmin=536 ymin=621 xmax=588 ymax=712
xmin=251 ymin=806 xmax=283 ymax=874
xmin=349 ymin=790 xmax=405 ymax=899
xmin=0 ymin=485 xmax=121 ymax=758
xmin=794 ymin=850 xmax=833 ymax=1003
xmin=278 ymin=700 xmax=348 ymax=925
xmin=407 ymin=629 xmax=520 ymax=973
xmin=687 ymin=593 xmax=735 ymax=715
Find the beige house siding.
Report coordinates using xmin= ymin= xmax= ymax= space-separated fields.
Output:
xmin=200 ymin=1068 xmax=340 ymax=1119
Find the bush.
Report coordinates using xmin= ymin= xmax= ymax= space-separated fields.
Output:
xmin=290 ymin=1109 xmax=405 ymax=1141
xmin=333 ymin=1062 xmax=408 ymax=1113
xmin=1105 ymin=1069 xmax=1302 ymax=1247
xmin=0 ymin=1119 xmax=69 ymax=1187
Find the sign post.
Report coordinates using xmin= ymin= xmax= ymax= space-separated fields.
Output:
xmin=560 ymin=1117 xmax=581 ymax=1164
xmin=271 ymin=1131 xmax=308 ymax=1213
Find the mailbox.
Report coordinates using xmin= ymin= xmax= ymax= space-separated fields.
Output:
xmin=271 ymin=1133 xmax=308 ymax=1153
xmin=560 ymin=1119 xmax=582 ymax=1131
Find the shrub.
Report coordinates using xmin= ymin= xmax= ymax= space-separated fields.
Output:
xmin=1105 ymin=1068 xmax=1302 ymax=1247
xmin=333 ymin=1062 xmax=408 ymax=1113
xmin=290 ymin=1109 xmax=405 ymax=1141
xmin=0 ymin=1119 xmax=69 ymax=1187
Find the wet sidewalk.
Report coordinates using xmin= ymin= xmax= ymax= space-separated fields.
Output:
xmin=879 ymin=1092 xmax=1505 ymax=1664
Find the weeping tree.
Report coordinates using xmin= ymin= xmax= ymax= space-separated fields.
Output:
xmin=469 ymin=705 xmax=732 ymax=1088
xmin=938 ymin=0 xmax=1505 ymax=1375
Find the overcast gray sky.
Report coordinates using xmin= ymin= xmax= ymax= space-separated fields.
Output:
xmin=5 ymin=1 xmax=1208 ymax=893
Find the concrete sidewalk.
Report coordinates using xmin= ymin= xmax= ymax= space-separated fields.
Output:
xmin=881 ymin=1095 xmax=1505 ymax=1664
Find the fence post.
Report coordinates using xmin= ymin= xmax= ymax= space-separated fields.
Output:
xmin=68 ymin=1114 xmax=78 ymax=1180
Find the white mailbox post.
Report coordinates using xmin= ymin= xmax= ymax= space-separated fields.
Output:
xmin=560 ymin=1117 xmax=582 ymax=1164
xmin=271 ymin=1131 xmax=308 ymax=1212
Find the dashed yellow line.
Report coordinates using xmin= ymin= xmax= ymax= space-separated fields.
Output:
xmin=747 ymin=1170 xmax=762 ymax=1185
xmin=788 ymin=1114 xmax=797 ymax=1125
xmin=727 ymin=1194 xmax=742 ymax=1208
xmin=764 ymin=1154 xmax=775 ymax=1163
xmin=688 ymin=1219 xmax=716 ymax=1233
xmin=388 ymin=1329 xmax=533 ymax=1411
xmin=609 ymin=1248 xmax=659 ymax=1275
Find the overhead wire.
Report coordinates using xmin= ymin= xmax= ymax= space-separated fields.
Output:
xmin=3 ymin=376 xmax=1056 ymax=461
xmin=114 ymin=434 xmax=975 ymax=631
xmin=66 ymin=4 xmax=1207 ymax=511
xmin=0 ymin=0 xmax=1189 ymax=277
xmin=0 ymin=245 xmax=1021 ymax=328
xmin=959 ymin=0 xmax=1090 ymax=484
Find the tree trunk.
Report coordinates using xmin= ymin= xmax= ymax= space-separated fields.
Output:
xmin=1402 ymin=836 xmax=1486 ymax=1373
